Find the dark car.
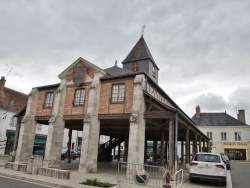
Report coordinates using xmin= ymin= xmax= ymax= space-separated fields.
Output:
xmin=114 ymin=149 xmax=124 ymax=159
xmin=221 ymin=154 xmax=230 ymax=170
xmin=77 ymin=148 xmax=81 ymax=157
xmin=61 ymin=149 xmax=78 ymax=160
xmin=33 ymin=145 xmax=45 ymax=158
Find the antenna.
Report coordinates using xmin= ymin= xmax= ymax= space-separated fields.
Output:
xmin=4 ymin=64 xmax=23 ymax=78
xmin=141 ymin=25 xmax=146 ymax=36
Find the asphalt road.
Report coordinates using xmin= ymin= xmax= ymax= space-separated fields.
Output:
xmin=0 ymin=176 xmax=52 ymax=188
xmin=231 ymin=161 xmax=250 ymax=188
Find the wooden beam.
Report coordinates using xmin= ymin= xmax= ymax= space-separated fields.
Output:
xmin=144 ymin=111 xmax=175 ymax=119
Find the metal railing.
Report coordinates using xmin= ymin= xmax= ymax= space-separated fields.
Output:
xmin=0 ymin=139 xmax=6 ymax=150
xmin=174 ymin=169 xmax=184 ymax=188
xmin=118 ymin=161 xmax=165 ymax=188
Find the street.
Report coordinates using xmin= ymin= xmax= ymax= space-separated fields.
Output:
xmin=0 ymin=176 xmax=51 ymax=188
xmin=231 ymin=161 xmax=250 ymax=188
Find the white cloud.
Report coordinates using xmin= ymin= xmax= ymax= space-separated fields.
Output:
xmin=1 ymin=0 xmax=250 ymax=124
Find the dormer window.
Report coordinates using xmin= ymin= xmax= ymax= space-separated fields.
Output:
xmin=132 ymin=62 xmax=139 ymax=72
xmin=152 ymin=66 xmax=156 ymax=77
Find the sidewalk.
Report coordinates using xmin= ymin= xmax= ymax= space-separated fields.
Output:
xmin=0 ymin=156 xmax=189 ymax=188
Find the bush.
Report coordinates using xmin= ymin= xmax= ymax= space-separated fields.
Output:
xmin=80 ymin=178 xmax=116 ymax=187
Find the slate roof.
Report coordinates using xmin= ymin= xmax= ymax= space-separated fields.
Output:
xmin=191 ymin=113 xmax=248 ymax=126
xmin=122 ymin=36 xmax=158 ymax=69
xmin=101 ymin=65 xmax=136 ymax=79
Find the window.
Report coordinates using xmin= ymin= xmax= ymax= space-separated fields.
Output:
xmin=207 ymin=132 xmax=212 ymax=140
xmin=132 ymin=62 xmax=139 ymax=72
xmin=221 ymin=132 xmax=227 ymax=141
xmin=152 ymin=66 xmax=156 ymax=77
xmin=235 ymin=132 xmax=241 ymax=141
xmin=44 ymin=92 xmax=54 ymax=107
xmin=74 ymin=89 xmax=85 ymax=106
xmin=111 ymin=84 xmax=125 ymax=103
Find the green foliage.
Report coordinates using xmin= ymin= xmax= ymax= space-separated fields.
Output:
xmin=80 ymin=178 xmax=116 ymax=187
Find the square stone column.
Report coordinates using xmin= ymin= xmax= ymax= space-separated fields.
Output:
xmin=79 ymin=72 xmax=103 ymax=173
xmin=15 ymin=89 xmax=38 ymax=164
xmin=43 ymin=79 xmax=66 ymax=168
xmin=127 ymin=75 xmax=146 ymax=165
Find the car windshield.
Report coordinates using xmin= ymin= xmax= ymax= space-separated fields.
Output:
xmin=194 ymin=154 xmax=221 ymax=163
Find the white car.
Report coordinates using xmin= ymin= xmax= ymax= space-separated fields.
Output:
xmin=189 ymin=152 xmax=227 ymax=186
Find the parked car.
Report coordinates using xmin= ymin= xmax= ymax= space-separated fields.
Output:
xmin=189 ymin=152 xmax=227 ymax=186
xmin=77 ymin=148 xmax=81 ymax=157
xmin=33 ymin=145 xmax=45 ymax=158
xmin=61 ymin=149 xmax=78 ymax=160
xmin=114 ymin=149 xmax=124 ymax=159
xmin=221 ymin=154 xmax=230 ymax=170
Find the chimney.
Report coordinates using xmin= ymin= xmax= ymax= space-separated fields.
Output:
xmin=238 ymin=109 xmax=246 ymax=123
xmin=0 ymin=76 xmax=6 ymax=95
xmin=196 ymin=105 xmax=201 ymax=118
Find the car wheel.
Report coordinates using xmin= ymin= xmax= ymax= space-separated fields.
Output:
xmin=73 ymin=156 xmax=76 ymax=160
xmin=61 ymin=155 xmax=65 ymax=160
xmin=189 ymin=178 xmax=195 ymax=183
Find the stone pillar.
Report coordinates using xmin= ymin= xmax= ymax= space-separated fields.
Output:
xmin=43 ymin=79 xmax=67 ymax=168
xmin=168 ymin=119 xmax=174 ymax=178
xmin=79 ymin=71 xmax=103 ymax=173
xmin=15 ymin=89 xmax=38 ymax=164
xmin=185 ymin=129 xmax=190 ymax=170
xmin=127 ymin=75 xmax=146 ymax=165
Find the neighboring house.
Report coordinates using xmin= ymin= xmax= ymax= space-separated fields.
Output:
xmin=0 ymin=76 xmax=28 ymax=154
xmin=192 ymin=106 xmax=250 ymax=161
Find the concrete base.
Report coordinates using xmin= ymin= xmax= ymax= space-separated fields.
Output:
xmin=38 ymin=168 xmax=70 ymax=179
xmin=5 ymin=162 xmax=28 ymax=172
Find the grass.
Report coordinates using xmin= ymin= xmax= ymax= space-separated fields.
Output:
xmin=80 ymin=178 xmax=116 ymax=187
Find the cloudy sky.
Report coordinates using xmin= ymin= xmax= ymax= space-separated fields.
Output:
xmin=1 ymin=1 xmax=250 ymax=124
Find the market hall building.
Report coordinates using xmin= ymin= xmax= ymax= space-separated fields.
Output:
xmin=13 ymin=35 xmax=209 ymax=175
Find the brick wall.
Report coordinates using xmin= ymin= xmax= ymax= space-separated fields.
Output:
xmin=63 ymin=84 xmax=90 ymax=116
xmin=36 ymin=89 xmax=54 ymax=116
xmin=99 ymin=77 xmax=134 ymax=114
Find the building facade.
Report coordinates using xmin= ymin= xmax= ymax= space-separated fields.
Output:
xmin=14 ymin=35 xmax=209 ymax=175
xmin=0 ymin=76 xmax=28 ymax=154
xmin=192 ymin=106 xmax=250 ymax=161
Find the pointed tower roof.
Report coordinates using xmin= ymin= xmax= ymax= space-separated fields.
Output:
xmin=122 ymin=36 xmax=158 ymax=69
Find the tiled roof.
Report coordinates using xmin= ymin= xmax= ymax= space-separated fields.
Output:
xmin=191 ymin=113 xmax=248 ymax=126
xmin=0 ymin=87 xmax=28 ymax=113
xmin=122 ymin=36 xmax=158 ymax=68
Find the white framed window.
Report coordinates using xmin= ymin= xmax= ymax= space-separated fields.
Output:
xmin=235 ymin=132 xmax=241 ymax=141
xmin=44 ymin=92 xmax=54 ymax=107
xmin=74 ymin=89 xmax=85 ymax=106
xmin=221 ymin=132 xmax=227 ymax=141
xmin=111 ymin=84 xmax=125 ymax=103
xmin=207 ymin=132 xmax=212 ymax=140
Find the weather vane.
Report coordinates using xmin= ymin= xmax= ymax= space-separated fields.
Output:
xmin=141 ymin=25 xmax=146 ymax=36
